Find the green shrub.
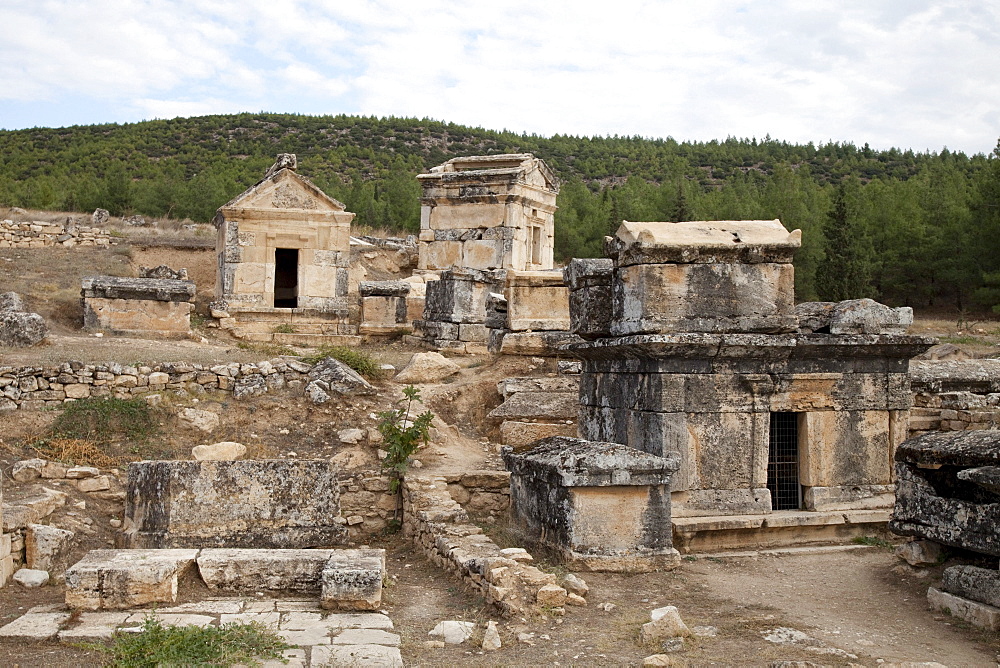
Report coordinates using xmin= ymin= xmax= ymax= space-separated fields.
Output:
xmin=272 ymin=323 xmax=296 ymax=334
xmin=302 ymin=345 xmax=384 ymax=379
xmin=89 ymin=617 xmax=290 ymax=667
xmin=378 ymin=385 xmax=434 ymax=494
xmin=51 ymin=396 xmax=158 ymax=443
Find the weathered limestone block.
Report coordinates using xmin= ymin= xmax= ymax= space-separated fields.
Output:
xmin=890 ymin=431 xmax=1000 ymax=556
xmin=82 ymin=276 xmax=195 ymax=337
xmin=394 ymin=352 xmax=460 ymax=384
xmin=564 ymin=258 xmax=614 ymax=339
xmin=500 ymin=421 xmax=578 ymax=448
xmin=605 ymin=220 xmax=801 ymax=335
xmin=139 ymin=265 xmax=188 ymax=280
xmin=504 ymin=271 xmax=570 ymax=331
xmin=0 ymin=291 xmax=26 ymax=312
xmin=488 ymin=392 xmax=577 ymax=421
xmin=81 ymin=276 xmax=195 ymax=303
xmin=360 ymin=281 xmax=412 ymax=334
xmin=26 ymin=523 xmax=75 ymax=575
xmin=64 ymin=549 xmax=198 ymax=610
xmin=197 ymin=548 xmax=336 ymax=593
xmin=928 ymin=587 xmax=1000 ymax=631
xmin=124 ymin=460 xmax=347 ymax=548
xmin=320 ymin=549 xmax=386 ymax=610
xmin=422 ymin=268 xmax=505 ymax=325
xmin=942 ymin=565 xmax=1000 ymax=608
xmin=503 ymin=437 xmax=681 ymax=571
xmin=0 ymin=310 xmax=48 ymax=347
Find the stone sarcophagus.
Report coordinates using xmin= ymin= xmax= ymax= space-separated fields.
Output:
xmin=123 ymin=460 xmax=347 ymax=549
xmin=890 ymin=430 xmax=1000 ymax=556
xmin=82 ymin=276 xmax=196 ymax=338
xmin=503 ymin=436 xmax=681 ymax=572
xmin=416 ymin=154 xmax=558 ymax=273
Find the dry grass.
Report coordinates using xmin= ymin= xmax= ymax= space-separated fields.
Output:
xmin=31 ymin=437 xmax=125 ymax=468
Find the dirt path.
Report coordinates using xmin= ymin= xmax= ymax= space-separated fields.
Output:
xmin=687 ymin=548 xmax=998 ymax=665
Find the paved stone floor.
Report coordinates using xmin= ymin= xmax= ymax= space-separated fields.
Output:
xmin=0 ymin=598 xmax=403 ymax=667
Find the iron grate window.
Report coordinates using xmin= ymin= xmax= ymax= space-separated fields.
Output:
xmin=767 ymin=412 xmax=801 ymax=510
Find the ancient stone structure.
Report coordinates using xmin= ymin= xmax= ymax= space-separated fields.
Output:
xmin=489 ymin=375 xmax=579 ymax=448
xmin=891 ymin=430 xmax=1000 ymax=630
xmin=890 ymin=430 xmax=1000 ymax=556
xmin=358 ymin=280 xmax=423 ymax=335
xmin=410 ymin=154 xmax=571 ymax=352
xmin=416 ymin=154 xmax=558 ymax=273
xmin=908 ymin=359 xmax=1000 ymax=435
xmin=123 ymin=460 xmax=347 ymax=549
xmin=212 ymin=154 xmax=359 ymax=344
xmin=563 ymin=220 xmax=934 ymax=550
xmin=82 ymin=276 xmax=196 ymax=338
xmin=0 ymin=219 xmax=110 ymax=248
xmin=504 ymin=437 xmax=681 ymax=571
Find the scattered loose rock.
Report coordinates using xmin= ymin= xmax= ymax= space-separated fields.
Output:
xmin=428 ymin=620 xmax=475 ymax=644
xmin=13 ymin=568 xmax=49 ymax=588
xmin=191 ymin=441 xmax=247 ymax=461
xmin=394 ymin=352 xmax=460 ymax=384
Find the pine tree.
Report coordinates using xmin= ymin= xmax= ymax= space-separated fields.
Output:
xmin=815 ymin=178 xmax=874 ymax=301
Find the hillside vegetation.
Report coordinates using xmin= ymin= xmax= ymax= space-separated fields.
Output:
xmin=1 ymin=113 xmax=999 ymax=310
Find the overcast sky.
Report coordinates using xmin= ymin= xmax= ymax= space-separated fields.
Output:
xmin=1 ymin=1 xmax=997 ymax=155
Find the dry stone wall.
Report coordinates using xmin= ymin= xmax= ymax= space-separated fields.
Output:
xmin=0 ymin=220 xmax=111 ymax=248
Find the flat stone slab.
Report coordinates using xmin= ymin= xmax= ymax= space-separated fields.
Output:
xmin=311 ymin=644 xmax=403 ymax=667
xmin=0 ymin=609 xmax=71 ymax=640
xmin=56 ymin=612 xmax=131 ymax=640
xmin=928 ymin=586 xmax=1000 ymax=630
xmin=197 ymin=548 xmax=336 ymax=593
xmin=65 ymin=549 xmax=198 ymax=610
xmin=321 ymin=548 xmax=386 ymax=611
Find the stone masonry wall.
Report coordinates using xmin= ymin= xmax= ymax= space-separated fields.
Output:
xmin=908 ymin=360 xmax=1000 ymax=435
xmin=401 ymin=473 xmax=570 ymax=618
xmin=0 ymin=220 xmax=111 ymax=248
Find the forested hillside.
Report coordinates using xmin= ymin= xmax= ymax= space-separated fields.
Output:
xmin=1 ymin=113 xmax=998 ymax=311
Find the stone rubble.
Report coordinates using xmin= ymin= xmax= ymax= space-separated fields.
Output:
xmin=0 ymin=219 xmax=110 ymax=248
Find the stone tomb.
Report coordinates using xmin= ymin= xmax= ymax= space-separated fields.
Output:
xmin=503 ymin=436 xmax=681 ymax=572
xmin=890 ymin=430 xmax=1000 ymax=556
xmin=123 ymin=460 xmax=347 ymax=549
xmin=81 ymin=276 xmax=196 ymax=338
xmin=416 ymin=153 xmax=559 ymax=273
xmin=212 ymin=154 xmax=359 ymax=344
xmin=563 ymin=220 xmax=933 ymax=550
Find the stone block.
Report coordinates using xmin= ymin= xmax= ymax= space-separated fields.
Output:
xmin=504 ymin=270 xmax=571 ymax=331
xmin=311 ymin=644 xmax=403 ymax=668
xmin=941 ymin=565 xmax=1000 ymax=608
xmin=500 ymin=421 xmax=578 ymax=448
xmin=0 ymin=610 xmax=71 ymax=639
xmin=928 ymin=587 xmax=1000 ymax=630
xmin=488 ymin=392 xmax=577 ymax=420
xmin=64 ymin=549 xmax=198 ymax=610
xmin=124 ymin=460 xmax=347 ymax=548
xmin=320 ymin=548 xmax=386 ymax=610
xmin=197 ymin=548 xmax=337 ymax=594
xmin=26 ymin=523 xmax=75 ymax=575
xmin=504 ymin=437 xmax=681 ymax=571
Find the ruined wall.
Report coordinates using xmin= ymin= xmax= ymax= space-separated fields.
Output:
xmin=0 ymin=220 xmax=111 ymax=248
xmin=908 ymin=360 xmax=1000 ymax=435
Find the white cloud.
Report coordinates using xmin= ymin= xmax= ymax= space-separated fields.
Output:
xmin=0 ymin=0 xmax=997 ymax=154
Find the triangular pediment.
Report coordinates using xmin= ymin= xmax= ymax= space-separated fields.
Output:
xmin=220 ymin=168 xmax=347 ymax=213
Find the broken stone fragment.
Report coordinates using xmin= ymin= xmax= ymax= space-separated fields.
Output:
xmin=428 ymin=620 xmax=475 ymax=644
xmin=26 ymin=524 xmax=75 ymax=575
xmin=191 ymin=441 xmax=247 ymax=461
xmin=77 ymin=476 xmax=111 ymax=493
xmin=11 ymin=458 xmax=46 ymax=482
xmin=66 ymin=466 xmax=100 ymax=479
xmin=894 ymin=539 xmax=943 ymax=567
xmin=535 ymin=584 xmax=568 ymax=607
xmin=177 ymin=407 xmax=220 ymax=433
xmin=13 ymin=568 xmax=49 ymax=588
xmin=482 ymin=620 xmax=502 ymax=650
xmin=561 ymin=573 xmax=589 ymax=597
xmin=307 ymin=358 xmax=376 ymax=397
xmin=394 ymin=352 xmax=461 ymax=384
xmin=641 ymin=606 xmax=691 ymax=644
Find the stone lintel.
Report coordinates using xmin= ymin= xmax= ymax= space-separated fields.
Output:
xmin=502 ymin=437 xmax=679 ymax=487
xmin=82 ymin=276 xmax=196 ymax=303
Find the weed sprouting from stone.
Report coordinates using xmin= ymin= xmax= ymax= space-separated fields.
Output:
xmin=378 ymin=384 xmax=434 ymax=503
xmin=302 ymin=345 xmax=385 ymax=379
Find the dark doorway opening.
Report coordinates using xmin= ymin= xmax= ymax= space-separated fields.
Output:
xmin=767 ymin=412 xmax=801 ymax=510
xmin=274 ymin=248 xmax=298 ymax=308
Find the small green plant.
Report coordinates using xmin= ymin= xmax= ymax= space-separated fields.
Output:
xmin=378 ymin=385 xmax=434 ymax=499
xmin=236 ymin=341 xmax=296 ymax=357
xmin=86 ymin=616 xmax=290 ymax=667
xmin=302 ymin=345 xmax=384 ymax=379
xmin=852 ymin=535 xmax=894 ymax=550
xmin=50 ymin=396 xmax=158 ymax=444
xmin=272 ymin=323 xmax=296 ymax=334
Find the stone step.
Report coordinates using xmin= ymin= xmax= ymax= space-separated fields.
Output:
xmin=273 ymin=333 xmax=362 ymax=347
xmin=671 ymin=510 xmax=892 ymax=553
xmin=64 ymin=548 xmax=386 ymax=611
